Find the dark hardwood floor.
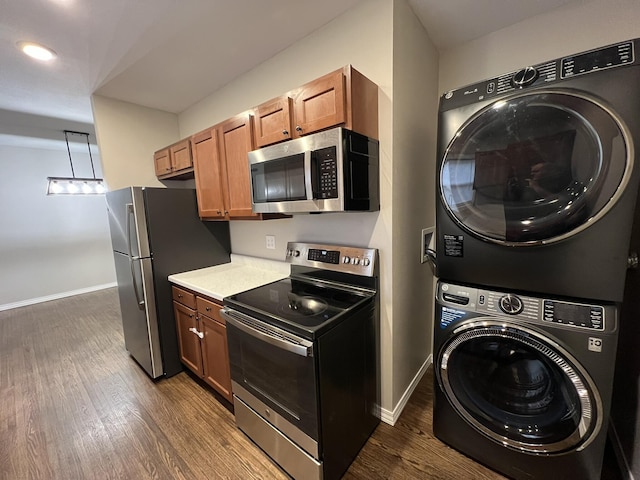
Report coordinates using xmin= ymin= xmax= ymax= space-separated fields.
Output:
xmin=0 ymin=288 xmax=623 ymax=479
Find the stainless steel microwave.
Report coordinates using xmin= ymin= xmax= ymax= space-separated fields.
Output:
xmin=248 ymin=127 xmax=379 ymax=214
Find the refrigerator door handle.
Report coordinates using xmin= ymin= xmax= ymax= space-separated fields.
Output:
xmin=126 ymin=203 xmax=145 ymax=310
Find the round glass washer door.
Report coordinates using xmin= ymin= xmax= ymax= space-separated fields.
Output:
xmin=437 ymin=320 xmax=602 ymax=454
xmin=440 ymin=90 xmax=631 ymax=245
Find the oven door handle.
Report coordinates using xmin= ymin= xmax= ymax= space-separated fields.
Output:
xmin=221 ymin=309 xmax=313 ymax=357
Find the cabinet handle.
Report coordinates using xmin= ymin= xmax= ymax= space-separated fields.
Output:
xmin=295 ymin=125 xmax=302 ymax=132
xmin=178 ymin=294 xmax=183 ymax=298
xmin=216 ymin=210 xmax=222 ymax=215
xmin=188 ymin=327 xmax=204 ymax=339
xmin=282 ymin=129 xmax=289 ymax=135
xmin=205 ymin=307 xmax=211 ymax=312
xmin=224 ymin=210 xmax=229 ymax=215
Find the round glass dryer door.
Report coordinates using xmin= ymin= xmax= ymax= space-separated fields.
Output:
xmin=438 ymin=321 xmax=601 ymax=454
xmin=440 ymin=91 xmax=630 ymax=244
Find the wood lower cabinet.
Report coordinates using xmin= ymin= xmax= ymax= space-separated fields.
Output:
xmin=173 ymin=301 xmax=203 ymax=375
xmin=172 ymin=285 xmax=232 ymax=403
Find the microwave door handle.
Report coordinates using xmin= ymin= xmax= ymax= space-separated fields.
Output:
xmin=221 ymin=309 xmax=312 ymax=357
xmin=304 ymin=150 xmax=313 ymax=200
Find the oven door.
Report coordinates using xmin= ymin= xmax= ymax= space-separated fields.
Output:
xmin=222 ymin=308 xmax=320 ymax=456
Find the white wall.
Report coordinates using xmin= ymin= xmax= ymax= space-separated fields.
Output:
xmin=0 ymin=143 xmax=116 ymax=309
xmin=390 ymin=0 xmax=439 ymax=408
xmin=91 ymin=95 xmax=183 ymax=191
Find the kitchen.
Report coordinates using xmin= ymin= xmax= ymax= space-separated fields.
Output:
xmin=2 ymin=0 xmax=640 ymax=478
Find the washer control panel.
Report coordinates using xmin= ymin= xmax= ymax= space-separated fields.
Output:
xmin=438 ymin=282 xmax=608 ymax=331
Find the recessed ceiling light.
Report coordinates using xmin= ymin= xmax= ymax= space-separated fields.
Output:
xmin=17 ymin=41 xmax=57 ymax=61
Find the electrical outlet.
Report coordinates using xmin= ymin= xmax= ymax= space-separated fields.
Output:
xmin=266 ymin=235 xmax=276 ymax=250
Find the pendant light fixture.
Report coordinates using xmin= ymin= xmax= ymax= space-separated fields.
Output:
xmin=47 ymin=130 xmax=105 ymax=195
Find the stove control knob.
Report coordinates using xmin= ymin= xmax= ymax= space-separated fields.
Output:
xmin=499 ymin=294 xmax=524 ymax=315
xmin=351 ymin=257 xmax=360 ymax=265
xmin=343 ymin=256 xmax=351 ymax=264
xmin=292 ymin=250 xmax=300 ymax=257
xmin=362 ymin=258 xmax=371 ymax=267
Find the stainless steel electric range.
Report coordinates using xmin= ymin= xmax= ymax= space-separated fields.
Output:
xmin=221 ymin=242 xmax=380 ymax=480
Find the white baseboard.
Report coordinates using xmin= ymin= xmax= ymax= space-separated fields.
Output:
xmin=380 ymin=354 xmax=433 ymax=426
xmin=0 ymin=282 xmax=118 ymax=312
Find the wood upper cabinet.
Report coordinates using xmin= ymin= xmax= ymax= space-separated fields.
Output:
xmin=218 ymin=112 xmax=260 ymax=219
xmin=292 ymin=65 xmax=378 ymax=140
xmin=154 ymin=138 xmax=195 ymax=180
xmin=253 ymin=96 xmax=293 ymax=148
xmin=154 ymin=148 xmax=172 ymax=176
xmin=251 ymin=65 xmax=378 ymax=147
xmin=191 ymin=128 xmax=227 ymax=219
xmin=292 ymin=68 xmax=346 ymax=138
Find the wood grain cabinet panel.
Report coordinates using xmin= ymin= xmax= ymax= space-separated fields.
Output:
xmin=191 ymin=128 xmax=227 ymax=219
xmin=155 ymin=139 xmax=195 ymax=180
xmin=218 ymin=113 xmax=259 ymax=219
xmin=173 ymin=301 xmax=203 ymax=376
xmin=253 ymin=96 xmax=293 ymax=148
xmin=154 ymin=148 xmax=172 ymax=176
xmin=172 ymin=285 xmax=233 ymax=403
xmin=200 ymin=313 xmax=232 ymax=402
xmin=252 ymin=65 xmax=378 ymax=147
xmin=169 ymin=139 xmax=193 ymax=172
xmin=292 ymin=68 xmax=346 ymax=137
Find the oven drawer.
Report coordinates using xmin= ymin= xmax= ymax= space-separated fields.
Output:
xmin=235 ymin=396 xmax=322 ymax=480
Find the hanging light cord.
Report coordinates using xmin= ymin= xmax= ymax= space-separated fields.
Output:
xmin=64 ymin=130 xmax=97 ymax=179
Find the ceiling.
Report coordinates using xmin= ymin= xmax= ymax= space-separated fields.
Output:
xmin=0 ymin=0 xmax=578 ymax=129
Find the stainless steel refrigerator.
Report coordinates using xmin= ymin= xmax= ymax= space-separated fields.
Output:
xmin=106 ymin=187 xmax=230 ymax=379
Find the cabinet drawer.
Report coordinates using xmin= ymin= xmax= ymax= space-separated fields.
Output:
xmin=197 ymin=296 xmax=224 ymax=324
xmin=172 ymin=286 xmax=196 ymax=309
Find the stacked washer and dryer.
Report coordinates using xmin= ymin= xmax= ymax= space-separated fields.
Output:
xmin=433 ymin=39 xmax=640 ymax=480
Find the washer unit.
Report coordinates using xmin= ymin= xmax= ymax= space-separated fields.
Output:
xmin=436 ymin=39 xmax=640 ymax=303
xmin=433 ymin=281 xmax=618 ymax=480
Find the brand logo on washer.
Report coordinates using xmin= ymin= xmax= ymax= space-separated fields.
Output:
xmin=588 ymin=337 xmax=603 ymax=352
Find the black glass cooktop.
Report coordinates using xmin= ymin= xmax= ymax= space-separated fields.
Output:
xmin=224 ymin=277 xmax=374 ymax=338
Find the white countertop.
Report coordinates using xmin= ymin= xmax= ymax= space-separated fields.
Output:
xmin=168 ymin=253 xmax=290 ymax=302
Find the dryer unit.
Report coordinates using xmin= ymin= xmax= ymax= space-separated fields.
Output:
xmin=435 ymin=39 xmax=640 ymax=302
xmin=433 ymin=281 xmax=618 ymax=480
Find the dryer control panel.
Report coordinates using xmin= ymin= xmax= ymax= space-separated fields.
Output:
xmin=438 ymin=282 xmax=611 ymax=331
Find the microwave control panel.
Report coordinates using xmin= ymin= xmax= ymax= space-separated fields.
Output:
xmin=313 ymin=146 xmax=338 ymax=199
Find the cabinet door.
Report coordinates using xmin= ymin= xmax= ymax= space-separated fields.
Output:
xmin=154 ymin=148 xmax=172 ymax=176
xmin=173 ymin=301 xmax=203 ymax=375
xmin=191 ymin=128 xmax=227 ymax=219
xmin=292 ymin=68 xmax=346 ymax=137
xmin=200 ymin=314 xmax=232 ymax=402
xmin=170 ymin=139 xmax=193 ymax=172
xmin=253 ymin=96 xmax=293 ymax=147
xmin=219 ymin=113 xmax=259 ymax=219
